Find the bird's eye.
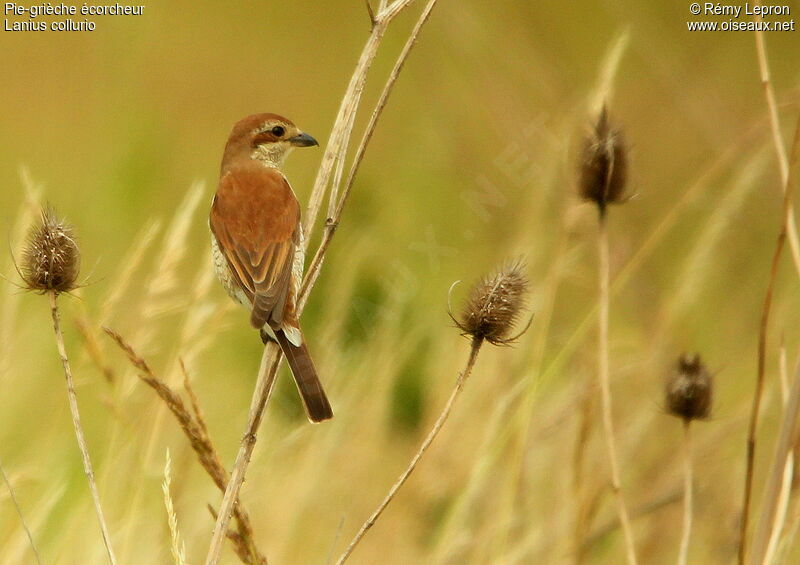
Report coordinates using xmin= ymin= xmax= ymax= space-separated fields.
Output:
xmin=271 ymin=126 xmax=285 ymax=137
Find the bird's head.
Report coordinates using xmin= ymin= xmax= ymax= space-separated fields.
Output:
xmin=222 ymin=113 xmax=318 ymax=170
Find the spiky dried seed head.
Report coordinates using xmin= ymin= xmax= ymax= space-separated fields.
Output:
xmin=665 ymin=353 xmax=713 ymax=422
xmin=579 ymin=106 xmax=628 ymax=215
xmin=21 ymin=206 xmax=80 ymax=294
xmin=455 ymin=262 xmax=529 ymax=345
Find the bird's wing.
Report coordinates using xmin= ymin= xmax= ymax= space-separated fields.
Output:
xmin=209 ymin=163 xmax=300 ymax=330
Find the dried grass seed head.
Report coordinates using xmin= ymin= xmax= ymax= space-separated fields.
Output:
xmin=456 ymin=262 xmax=529 ymax=345
xmin=665 ymin=353 xmax=713 ymax=422
xmin=21 ymin=206 xmax=80 ymax=294
xmin=579 ymin=106 xmax=628 ymax=214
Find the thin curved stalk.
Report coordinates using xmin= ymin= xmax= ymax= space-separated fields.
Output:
xmin=597 ymin=217 xmax=638 ymax=565
xmin=300 ymin=0 xmax=440 ymax=310
xmin=334 ymin=338 xmax=482 ymax=564
xmin=49 ymin=291 xmax=117 ymax=565
xmin=748 ymin=361 xmax=800 ymax=565
xmin=739 ymin=115 xmax=800 ymax=565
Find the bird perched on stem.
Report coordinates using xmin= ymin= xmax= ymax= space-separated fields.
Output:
xmin=210 ymin=113 xmax=333 ymax=422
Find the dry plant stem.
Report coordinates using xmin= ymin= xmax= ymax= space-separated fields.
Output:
xmin=749 ymin=361 xmax=800 ymax=565
xmin=762 ymin=457 xmax=794 ymax=565
xmin=678 ymin=422 xmax=693 ymax=565
xmin=302 ymin=27 xmax=380 ymax=238
xmin=596 ymin=215 xmax=638 ymax=565
xmin=49 ymin=292 xmax=117 ymax=565
xmin=762 ymin=344 xmax=794 ymax=565
xmin=303 ymin=0 xmax=418 ymax=244
xmin=334 ymin=337 xmax=483 ymax=565
xmin=205 ymin=344 xmax=281 ymax=565
xmin=740 ymin=269 xmax=777 ymax=565
xmin=0 ymin=457 xmax=42 ymax=565
xmin=777 ymin=481 xmax=800 ymax=565
xmin=206 ymin=2 xmax=434 ymax=563
xmin=753 ymin=27 xmax=800 ymax=281
xmin=739 ymin=116 xmax=800 ymax=565
xmin=300 ymin=0 xmax=439 ymax=307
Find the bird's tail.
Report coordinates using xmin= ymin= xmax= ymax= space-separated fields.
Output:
xmin=274 ymin=329 xmax=333 ymax=423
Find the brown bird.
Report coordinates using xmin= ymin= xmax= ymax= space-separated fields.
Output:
xmin=210 ymin=113 xmax=333 ymax=422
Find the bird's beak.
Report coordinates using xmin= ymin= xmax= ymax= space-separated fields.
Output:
xmin=289 ymin=132 xmax=319 ymax=147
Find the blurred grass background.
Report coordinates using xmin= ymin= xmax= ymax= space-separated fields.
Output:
xmin=1 ymin=1 xmax=800 ymax=563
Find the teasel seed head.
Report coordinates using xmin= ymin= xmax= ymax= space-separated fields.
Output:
xmin=665 ymin=353 xmax=713 ymax=423
xmin=20 ymin=206 xmax=80 ymax=294
xmin=453 ymin=261 xmax=530 ymax=346
xmin=579 ymin=105 xmax=628 ymax=217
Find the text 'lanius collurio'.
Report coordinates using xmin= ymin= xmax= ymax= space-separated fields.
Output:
xmin=210 ymin=113 xmax=333 ymax=422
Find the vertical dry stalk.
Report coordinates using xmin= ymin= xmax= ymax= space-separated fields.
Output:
xmin=753 ymin=26 xmax=800 ymax=280
xmin=762 ymin=449 xmax=794 ymax=565
xmin=597 ymin=219 xmax=638 ymax=565
xmin=739 ymin=116 xmax=800 ymax=565
xmin=741 ymin=26 xmax=800 ymax=564
xmin=335 ymin=338 xmax=482 ymax=565
xmin=303 ymin=0 xmax=420 ymax=243
xmin=0 ymin=458 xmax=42 ymax=565
xmin=749 ymin=360 xmax=800 ymax=565
xmin=300 ymin=0 xmax=440 ymax=308
xmin=745 ymin=42 xmax=800 ymax=565
xmin=678 ymin=422 xmax=693 ymax=565
xmin=564 ymin=39 xmax=629 ymax=562
xmin=204 ymin=2 xmax=438 ymax=563
xmin=560 ymin=34 xmax=630 ymax=565
xmin=50 ymin=292 xmax=117 ymax=565
xmin=761 ymin=344 xmax=794 ymax=565
xmin=578 ymin=105 xmax=636 ymax=564
xmin=775 ymin=475 xmax=800 ymax=565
